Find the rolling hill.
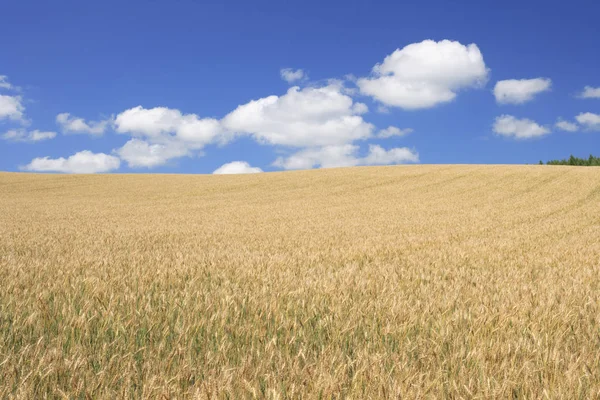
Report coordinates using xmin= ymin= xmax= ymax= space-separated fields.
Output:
xmin=1 ymin=165 xmax=599 ymax=398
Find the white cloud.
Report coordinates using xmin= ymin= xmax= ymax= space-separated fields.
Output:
xmin=114 ymin=138 xmax=191 ymax=168
xmin=2 ymin=129 xmax=56 ymax=142
xmin=213 ymin=161 xmax=263 ymax=174
xmin=376 ymin=105 xmax=390 ymax=114
xmin=352 ymin=102 xmax=369 ymax=114
xmin=493 ymin=78 xmax=551 ymax=104
xmin=578 ymin=86 xmax=600 ymax=99
xmin=0 ymin=94 xmax=25 ymax=122
xmin=108 ymin=80 xmax=415 ymax=171
xmin=114 ymin=106 xmax=223 ymax=143
xmin=493 ymin=115 xmax=550 ymax=139
xmin=56 ymin=113 xmax=111 ymax=135
xmin=357 ymin=40 xmax=488 ymax=109
xmin=113 ymin=85 xmax=375 ymax=169
xmin=112 ymin=106 xmax=225 ymax=168
xmin=115 ymin=106 xmax=183 ymax=137
xmin=280 ymin=68 xmax=305 ymax=83
xmin=222 ymin=83 xmax=374 ymax=147
xmin=22 ymin=150 xmax=120 ymax=173
xmin=273 ymin=145 xmax=359 ymax=169
xmin=575 ymin=112 xmax=600 ymax=130
xmin=273 ymin=144 xmax=418 ymax=170
xmin=362 ymin=144 xmax=419 ymax=165
xmin=555 ymin=119 xmax=579 ymax=132
xmin=29 ymin=130 xmax=55 ymax=141
xmin=0 ymin=75 xmax=14 ymax=90
xmin=378 ymin=126 xmax=413 ymax=138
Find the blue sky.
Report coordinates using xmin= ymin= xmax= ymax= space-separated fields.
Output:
xmin=1 ymin=0 xmax=599 ymax=174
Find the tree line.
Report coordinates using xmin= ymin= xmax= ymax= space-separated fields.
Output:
xmin=539 ymin=154 xmax=600 ymax=166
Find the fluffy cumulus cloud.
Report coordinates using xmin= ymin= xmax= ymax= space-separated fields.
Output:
xmin=0 ymin=94 xmax=25 ymax=122
xmin=357 ymin=40 xmax=488 ymax=109
xmin=575 ymin=112 xmax=600 ymax=130
xmin=555 ymin=119 xmax=579 ymax=132
xmin=578 ymin=86 xmax=600 ymax=99
xmin=280 ymin=68 xmax=306 ymax=83
xmin=113 ymin=106 xmax=225 ymax=167
xmin=111 ymin=83 xmax=379 ymax=169
xmin=378 ymin=126 xmax=413 ymax=138
xmin=222 ymin=83 xmax=374 ymax=147
xmin=9 ymin=56 xmax=433 ymax=173
xmin=213 ymin=161 xmax=263 ymax=174
xmin=493 ymin=115 xmax=550 ymax=139
xmin=2 ymin=129 xmax=56 ymax=142
xmin=493 ymin=78 xmax=551 ymax=104
xmin=362 ymin=145 xmax=419 ymax=165
xmin=352 ymin=102 xmax=369 ymax=114
xmin=273 ymin=144 xmax=418 ymax=170
xmin=114 ymin=106 xmax=223 ymax=142
xmin=22 ymin=150 xmax=120 ymax=173
xmin=56 ymin=113 xmax=110 ymax=135
xmin=273 ymin=145 xmax=359 ymax=169
xmin=114 ymin=138 xmax=191 ymax=168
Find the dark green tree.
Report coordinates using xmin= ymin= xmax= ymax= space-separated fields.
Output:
xmin=542 ymin=154 xmax=600 ymax=166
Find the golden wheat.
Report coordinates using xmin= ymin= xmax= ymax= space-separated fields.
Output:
xmin=1 ymin=165 xmax=599 ymax=398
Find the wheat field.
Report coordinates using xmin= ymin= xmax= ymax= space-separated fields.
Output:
xmin=1 ymin=165 xmax=599 ymax=398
